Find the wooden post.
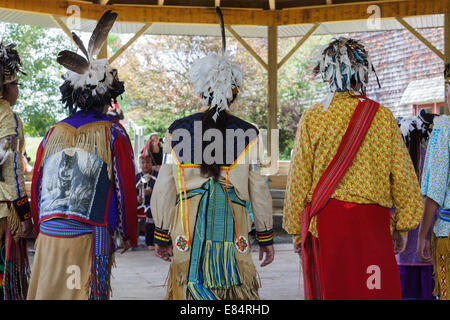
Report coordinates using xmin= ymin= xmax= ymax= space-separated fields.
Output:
xmin=445 ymin=12 xmax=450 ymax=115
xmin=267 ymin=26 xmax=278 ymax=160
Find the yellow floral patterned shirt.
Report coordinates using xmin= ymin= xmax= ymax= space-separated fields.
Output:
xmin=282 ymin=91 xmax=424 ymax=244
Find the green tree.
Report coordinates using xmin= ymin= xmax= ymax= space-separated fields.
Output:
xmin=277 ymin=35 xmax=330 ymax=159
xmin=0 ymin=23 xmax=73 ymax=136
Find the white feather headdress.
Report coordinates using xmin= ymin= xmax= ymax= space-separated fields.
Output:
xmin=189 ymin=51 xmax=242 ymax=114
xmin=189 ymin=7 xmax=243 ymax=121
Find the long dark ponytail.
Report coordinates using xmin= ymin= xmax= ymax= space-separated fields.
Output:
xmin=200 ymin=107 xmax=228 ymax=180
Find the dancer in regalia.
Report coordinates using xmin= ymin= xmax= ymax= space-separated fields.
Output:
xmin=0 ymin=41 xmax=32 ymax=300
xmin=283 ymin=38 xmax=424 ymax=300
xmin=417 ymin=67 xmax=450 ymax=299
xmin=396 ymin=111 xmax=437 ymax=300
xmin=27 ymin=11 xmax=138 ymax=300
xmin=151 ymin=8 xmax=274 ymax=300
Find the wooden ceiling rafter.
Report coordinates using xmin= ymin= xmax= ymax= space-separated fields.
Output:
xmin=0 ymin=0 xmax=448 ymax=26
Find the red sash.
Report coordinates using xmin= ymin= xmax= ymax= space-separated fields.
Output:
xmin=301 ymin=96 xmax=380 ymax=300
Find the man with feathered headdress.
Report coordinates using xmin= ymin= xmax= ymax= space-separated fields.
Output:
xmin=283 ymin=37 xmax=423 ymax=299
xmin=151 ymin=8 xmax=274 ymax=300
xmin=27 ymin=11 xmax=138 ymax=300
xmin=0 ymin=41 xmax=32 ymax=300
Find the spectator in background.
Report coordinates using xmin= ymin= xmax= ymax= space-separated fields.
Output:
xmin=106 ymin=98 xmax=124 ymax=121
xmin=136 ymin=152 xmax=159 ymax=251
xmin=22 ymin=151 xmax=33 ymax=173
xmin=143 ymin=133 xmax=163 ymax=170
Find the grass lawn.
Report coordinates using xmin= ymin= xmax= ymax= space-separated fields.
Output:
xmin=25 ymin=136 xmax=43 ymax=166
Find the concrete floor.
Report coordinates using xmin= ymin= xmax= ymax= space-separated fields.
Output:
xmin=109 ymin=242 xmax=304 ymax=300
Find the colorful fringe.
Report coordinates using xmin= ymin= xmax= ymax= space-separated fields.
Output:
xmin=165 ymin=260 xmax=260 ymax=300
xmin=184 ymin=178 xmax=245 ymax=300
xmin=39 ymin=219 xmax=115 ymax=300
xmin=89 ymin=226 xmax=115 ymax=300
xmin=1 ymin=219 xmax=30 ymax=300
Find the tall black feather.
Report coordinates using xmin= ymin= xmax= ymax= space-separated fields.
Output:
xmin=72 ymin=32 xmax=89 ymax=61
xmin=216 ymin=7 xmax=226 ymax=53
xmin=88 ymin=10 xmax=118 ymax=58
xmin=57 ymin=50 xmax=89 ymax=74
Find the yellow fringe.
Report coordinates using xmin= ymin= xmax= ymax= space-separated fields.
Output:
xmin=165 ymin=259 xmax=260 ymax=300
xmin=7 ymin=204 xmax=21 ymax=241
xmin=432 ymin=234 xmax=450 ymax=299
xmin=40 ymin=122 xmax=113 ymax=180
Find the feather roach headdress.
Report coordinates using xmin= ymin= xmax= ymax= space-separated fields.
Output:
xmin=0 ymin=42 xmax=26 ymax=92
xmin=397 ymin=110 xmax=436 ymax=147
xmin=189 ymin=7 xmax=243 ymax=121
xmin=57 ymin=10 xmax=124 ymax=114
xmin=397 ymin=109 xmax=437 ymax=174
xmin=313 ymin=37 xmax=380 ymax=95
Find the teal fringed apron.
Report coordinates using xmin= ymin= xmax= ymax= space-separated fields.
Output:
xmin=183 ymin=178 xmax=246 ymax=300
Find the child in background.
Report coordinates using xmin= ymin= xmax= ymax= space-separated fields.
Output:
xmin=136 ymin=153 xmax=159 ymax=250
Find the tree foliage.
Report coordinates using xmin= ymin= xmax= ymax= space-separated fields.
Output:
xmin=0 ymin=23 xmax=73 ymax=136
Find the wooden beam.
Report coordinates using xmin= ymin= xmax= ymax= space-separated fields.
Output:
xmin=109 ymin=23 xmax=152 ymax=63
xmin=99 ymin=0 xmax=110 ymax=5
xmin=50 ymin=15 xmax=77 ymax=47
xmin=267 ymin=25 xmax=278 ymax=159
xmin=0 ymin=0 xmax=276 ymax=26
xmin=278 ymin=22 xmax=320 ymax=69
xmin=396 ymin=16 xmax=444 ymax=61
xmin=0 ymin=0 xmax=448 ymax=26
xmin=225 ymin=25 xmax=268 ymax=70
xmin=277 ymin=0 xmax=450 ymax=26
